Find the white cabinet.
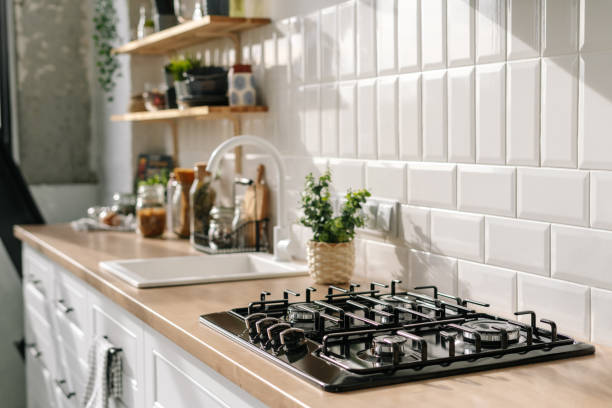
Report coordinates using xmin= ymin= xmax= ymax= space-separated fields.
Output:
xmin=22 ymin=245 xmax=267 ymax=408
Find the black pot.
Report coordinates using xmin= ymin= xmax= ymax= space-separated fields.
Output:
xmin=186 ymin=72 xmax=228 ymax=96
xmin=204 ymin=0 xmax=229 ymax=16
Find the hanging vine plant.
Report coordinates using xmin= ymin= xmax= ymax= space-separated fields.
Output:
xmin=93 ymin=0 xmax=121 ymax=101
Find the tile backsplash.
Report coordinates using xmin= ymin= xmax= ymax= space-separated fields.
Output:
xmin=128 ymin=0 xmax=612 ymax=346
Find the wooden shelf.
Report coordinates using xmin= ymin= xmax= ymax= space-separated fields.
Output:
xmin=110 ymin=105 xmax=268 ymax=123
xmin=112 ymin=15 xmax=270 ymax=55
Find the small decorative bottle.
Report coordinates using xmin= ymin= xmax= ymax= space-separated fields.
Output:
xmin=137 ymin=6 xmax=155 ymax=39
xmin=228 ymin=64 xmax=256 ymax=106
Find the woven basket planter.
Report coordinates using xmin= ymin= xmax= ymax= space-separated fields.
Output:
xmin=306 ymin=241 xmax=355 ymax=284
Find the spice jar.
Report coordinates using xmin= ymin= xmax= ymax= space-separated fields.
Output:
xmin=171 ymin=168 xmax=195 ymax=238
xmin=136 ymin=184 xmax=166 ymax=238
xmin=208 ymin=206 xmax=235 ymax=250
xmin=190 ymin=162 xmax=216 ymax=249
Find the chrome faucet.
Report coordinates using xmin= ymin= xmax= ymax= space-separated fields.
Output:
xmin=206 ymin=135 xmax=292 ymax=261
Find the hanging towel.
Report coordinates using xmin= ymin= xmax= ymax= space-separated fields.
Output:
xmin=83 ymin=336 xmax=123 ymax=408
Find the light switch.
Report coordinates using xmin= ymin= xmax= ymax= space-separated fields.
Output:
xmin=376 ymin=203 xmax=394 ymax=232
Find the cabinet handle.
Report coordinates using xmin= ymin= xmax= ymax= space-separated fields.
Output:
xmin=57 ymin=299 xmax=74 ymax=314
xmin=27 ymin=274 xmax=41 ymax=285
xmin=55 ymin=379 xmax=76 ymax=399
xmin=26 ymin=343 xmax=41 ymax=359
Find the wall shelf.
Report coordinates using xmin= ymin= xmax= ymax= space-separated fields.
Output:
xmin=110 ymin=106 xmax=268 ymax=123
xmin=112 ymin=16 xmax=270 ymax=56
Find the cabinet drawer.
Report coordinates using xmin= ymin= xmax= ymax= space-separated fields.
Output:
xmin=56 ymin=342 xmax=87 ymax=406
xmin=53 ymin=380 xmax=78 ymax=408
xmin=24 ymin=281 xmax=50 ymax=322
xmin=26 ymin=349 xmax=57 ymax=408
xmin=25 ymin=306 xmax=58 ymax=377
xmin=54 ymin=267 xmax=89 ymax=332
xmin=23 ymin=246 xmax=55 ymax=298
xmin=55 ymin=310 xmax=89 ymax=363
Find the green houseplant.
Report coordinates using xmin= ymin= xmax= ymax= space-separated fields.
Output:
xmin=299 ymin=171 xmax=370 ymax=284
xmin=93 ymin=0 xmax=121 ymax=102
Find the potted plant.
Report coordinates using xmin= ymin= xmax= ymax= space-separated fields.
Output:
xmin=299 ymin=171 xmax=370 ymax=284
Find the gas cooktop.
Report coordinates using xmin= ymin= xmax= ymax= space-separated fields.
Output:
xmin=199 ymin=280 xmax=595 ymax=392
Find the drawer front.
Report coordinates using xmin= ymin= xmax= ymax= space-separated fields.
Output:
xmin=55 ymin=310 xmax=89 ymax=363
xmin=23 ymin=246 xmax=55 ymax=298
xmin=26 ymin=349 xmax=57 ymax=408
xmin=54 ymin=267 xmax=89 ymax=332
xmin=25 ymin=306 xmax=58 ymax=377
xmin=56 ymin=342 xmax=87 ymax=406
xmin=24 ymin=281 xmax=50 ymax=322
xmin=53 ymin=380 xmax=79 ymax=408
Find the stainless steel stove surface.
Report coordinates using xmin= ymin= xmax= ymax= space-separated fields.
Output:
xmin=199 ymin=281 xmax=595 ymax=392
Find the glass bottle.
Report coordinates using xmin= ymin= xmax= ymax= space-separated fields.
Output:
xmin=136 ymin=184 xmax=166 ymax=238
xmin=137 ymin=6 xmax=154 ymax=39
xmin=192 ymin=1 xmax=203 ymax=20
xmin=172 ymin=168 xmax=195 ymax=238
xmin=166 ymin=173 xmax=177 ymax=234
xmin=190 ymin=162 xmax=216 ymax=249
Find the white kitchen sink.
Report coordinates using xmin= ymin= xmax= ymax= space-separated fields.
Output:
xmin=99 ymin=253 xmax=308 ymax=288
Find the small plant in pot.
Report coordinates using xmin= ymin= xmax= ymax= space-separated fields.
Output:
xmin=299 ymin=171 xmax=370 ymax=284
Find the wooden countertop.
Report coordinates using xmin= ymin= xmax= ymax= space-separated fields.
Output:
xmin=14 ymin=224 xmax=612 ymax=408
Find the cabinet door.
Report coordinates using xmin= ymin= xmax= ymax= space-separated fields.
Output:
xmin=144 ymin=326 xmax=268 ymax=408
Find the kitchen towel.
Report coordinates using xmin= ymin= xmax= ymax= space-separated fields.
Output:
xmin=83 ymin=336 xmax=123 ymax=408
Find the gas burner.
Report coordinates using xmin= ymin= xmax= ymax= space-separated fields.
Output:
xmin=462 ymin=319 xmax=521 ymax=346
xmin=200 ymin=281 xmax=595 ymax=392
xmin=371 ymin=334 xmax=407 ymax=356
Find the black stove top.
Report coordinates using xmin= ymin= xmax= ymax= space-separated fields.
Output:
xmin=199 ymin=280 xmax=595 ymax=392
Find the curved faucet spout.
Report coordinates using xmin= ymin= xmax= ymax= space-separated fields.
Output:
xmin=206 ymin=135 xmax=290 ymax=261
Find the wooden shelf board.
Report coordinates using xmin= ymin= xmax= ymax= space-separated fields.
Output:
xmin=110 ymin=106 xmax=268 ymax=122
xmin=112 ymin=16 xmax=270 ymax=55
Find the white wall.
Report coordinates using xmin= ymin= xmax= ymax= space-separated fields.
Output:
xmin=113 ymin=0 xmax=612 ymax=346
xmin=30 ymin=184 xmax=99 ymax=223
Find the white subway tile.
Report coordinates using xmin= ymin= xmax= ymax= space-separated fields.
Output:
xmin=541 ymin=55 xmax=578 ymax=168
xmin=284 ymin=156 xmax=327 ymax=190
xmin=377 ymin=76 xmax=398 ymax=160
xmin=422 ymin=70 xmax=448 ymax=162
xmin=541 ymin=0 xmax=579 ymax=56
xmin=409 ymin=249 xmax=458 ymax=295
xmin=408 ymin=163 xmax=457 ymax=209
xmin=458 ymin=261 xmax=517 ymax=318
xmin=320 ymin=6 xmax=338 ymax=82
xmin=399 ymin=205 xmax=431 ymax=251
xmin=485 ymin=216 xmax=550 ymax=276
xmin=397 ymin=0 xmax=420 ymax=72
xmin=421 ymin=0 xmax=447 ymax=70
xmin=376 ymin=0 xmax=397 ymax=74
xmin=289 ymin=17 xmax=304 ymax=83
xmin=357 ymin=0 xmax=377 ymax=77
xmin=320 ymin=83 xmax=338 ymax=157
xmin=591 ymin=171 xmax=612 ymax=230
xmin=431 ymin=210 xmax=484 ymax=262
xmin=579 ymin=52 xmax=612 ymax=170
xmin=398 ymin=73 xmax=422 ymax=160
xmin=357 ymin=79 xmax=377 ymax=159
xmin=354 ymin=237 xmax=367 ymax=277
xmin=475 ymin=0 xmax=506 ymax=63
xmin=507 ymin=0 xmax=540 ymax=60
xmin=263 ymin=26 xmax=277 ymax=70
xmin=303 ymin=11 xmax=320 ymax=82
xmin=476 ymin=63 xmax=506 ymax=164
xmin=338 ymin=1 xmax=356 ymax=79
xmin=580 ymin=0 xmax=612 ymax=53
xmin=366 ymin=241 xmax=410 ymax=284
xmin=517 ymin=273 xmax=590 ymax=341
xmin=552 ymin=224 xmax=612 ymax=291
xmin=276 ymin=20 xmax=291 ymax=84
xmin=447 ymin=0 xmax=475 ymax=67
xmin=366 ymin=161 xmax=407 ymax=202
xmin=591 ymin=288 xmax=612 ymax=347
xmin=457 ymin=164 xmax=516 ymax=216
xmin=448 ymin=66 xmax=475 ymax=163
xmin=329 ymin=159 xmax=365 ymax=194
xmin=507 ymin=59 xmax=540 ymax=166
xmin=517 ymin=167 xmax=589 ymax=226
xmin=303 ymin=85 xmax=321 ymax=155
xmin=339 ymin=82 xmax=357 ymax=158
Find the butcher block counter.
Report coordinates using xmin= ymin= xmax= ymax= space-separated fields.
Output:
xmin=14 ymin=224 xmax=612 ymax=407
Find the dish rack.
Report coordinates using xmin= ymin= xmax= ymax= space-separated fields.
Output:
xmin=193 ymin=218 xmax=270 ymax=255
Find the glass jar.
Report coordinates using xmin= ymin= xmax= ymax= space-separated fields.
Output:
xmin=171 ymin=168 xmax=195 ymax=238
xmin=208 ymin=206 xmax=235 ymax=250
xmin=136 ymin=184 xmax=166 ymax=238
xmin=111 ymin=193 xmax=136 ymax=216
xmin=190 ymin=162 xmax=216 ymax=249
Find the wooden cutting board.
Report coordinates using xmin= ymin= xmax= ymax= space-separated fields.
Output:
xmin=242 ymin=164 xmax=269 ymax=246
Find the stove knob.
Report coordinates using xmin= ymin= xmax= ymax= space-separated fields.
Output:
xmin=267 ymin=323 xmax=291 ymax=349
xmin=245 ymin=313 xmax=267 ymax=339
xmin=279 ymin=328 xmax=307 ymax=352
xmin=255 ymin=317 xmax=281 ymax=343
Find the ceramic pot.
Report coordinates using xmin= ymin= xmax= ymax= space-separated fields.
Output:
xmin=306 ymin=241 xmax=355 ymax=284
xmin=228 ymin=64 xmax=256 ymax=106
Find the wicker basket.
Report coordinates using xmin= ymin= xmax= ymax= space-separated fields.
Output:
xmin=306 ymin=241 xmax=355 ymax=284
